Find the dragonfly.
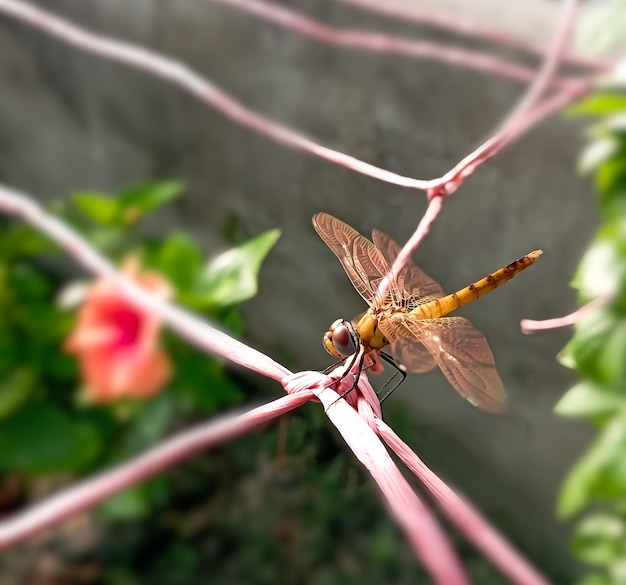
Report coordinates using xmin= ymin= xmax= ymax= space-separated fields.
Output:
xmin=313 ymin=212 xmax=542 ymax=413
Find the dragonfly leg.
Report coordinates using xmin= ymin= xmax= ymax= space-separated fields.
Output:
xmin=321 ymin=351 xmax=364 ymax=407
xmin=338 ymin=352 xmax=364 ymax=399
xmin=322 ymin=359 xmax=345 ymax=375
xmin=377 ymin=353 xmax=407 ymax=403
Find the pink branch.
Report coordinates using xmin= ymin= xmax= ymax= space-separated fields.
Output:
xmin=378 ymin=420 xmax=552 ymax=585
xmin=431 ymin=0 xmax=581 ymax=197
xmin=0 ymin=0 xmax=593 ymax=196
xmin=316 ymin=373 xmax=469 ymax=585
xmin=0 ymin=392 xmax=312 ymax=548
xmin=209 ymin=0 xmax=578 ymax=92
xmin=333 ymin=0 xmax=612 ymax=72
xmin=521 ymin=296 xmax=610 ymax=333
xmin=0 ymin=0 xmax=431 ymax=191
xmin=0 ymin=185 xmax=291 ymax=382
xmin=377 ymin=0 xmax=583 ymax=299
xmin=0 ymin=184 xmax=471 ymax=584
xmin=377 ymin=195 xmax=443 ymax=300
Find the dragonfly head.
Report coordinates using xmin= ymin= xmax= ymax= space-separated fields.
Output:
xmin=323 ymin=319 xmax=360 ymax=359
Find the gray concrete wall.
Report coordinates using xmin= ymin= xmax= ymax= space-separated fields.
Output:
xmin=0 ymin=0 xmax=600 ymax=580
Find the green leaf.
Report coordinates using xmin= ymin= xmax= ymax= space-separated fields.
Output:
xmin=558 ymin=411 xmax=626 ymax=517
xmin=73 ymin=192 xmax=121 ymax=225
xmin=572 ymin=513 xmax=626 ymax=566
xmin=101 ymin=477 xmax=169 ymax=520
xmin=171 ymin=358 xmax=244 ymax=414
xmin=576 ymin=573 xmax=612 ymax=585
xmin=569 ymin=94 xmax=626 ymax=118
xmin=119 ymin=181 xmax=184 ymax=224
xmin=564 ymin=308 xmax=626 ymax=385
xmin=73 ymin=181 xmax=183 ymax=227
xmin=124 ymin=394 xmax=174 ymax=452
xmin=0 ymin=225 xmax=56 ymax=261
xmin=147 ymin=232 xmax=202 ymax=290
xmin=0 ymin=404 xmax=102 ymax=473
xmin=197 ymin=229 xmax=280 ymax=307
xmin=555 ymin=382 xmax=626 ymax=418
xmin=101 ymin=485 xmax=149 ymax=520
xmin=0 ymin=369 xmax=37 ymax=419
xmin=579 ymin=137 xmax=621 ymax=174
xmin=87 ymin=226 xmax=125 ymax=253
xmin=572 ymin=220 xmax=626 ymax=301
xmin=595 ymin=154 xmax=626 ymax=217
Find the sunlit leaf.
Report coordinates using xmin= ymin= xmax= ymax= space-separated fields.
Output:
xmin=73 ymin=192 xmax=121 ymax=225
xmin=554 ymin=382 xmax=626 ymax=418
xmin=198 ymin=229 xmax=280 ymax=306
xmin=579 ymin=137 xmax=621 ymax=174
xmin=569 ymin=94 xmax=626 ymax=118
xmin=573 ymin=513 xmax=626 ymax=566
xmin=572 ymin=220 xmax=626 ymax=301
xmin=558 ymin=412 xmax=626 ymax=518
xmin=74 ymin=181 xmax=183 ymax=227
xmin=564 ymin=307 xmax=626 ymax=385
xmin=119 ymin=181 xmax=184 ymax=224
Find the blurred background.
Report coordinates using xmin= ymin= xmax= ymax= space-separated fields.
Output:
xmin=0 ymin=0 xmax=622 ymax=583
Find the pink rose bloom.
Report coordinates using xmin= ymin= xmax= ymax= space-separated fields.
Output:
xmin=65 ymin=257 xmax=173 ymax=402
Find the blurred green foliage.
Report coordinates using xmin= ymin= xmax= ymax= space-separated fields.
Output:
xmin=0 ymin=182 xmax=519 ymax=585
xmin=556 ymin=74 xmax=626 ymax=583
xmin=0 ymin=181 xmax=279 ymax=514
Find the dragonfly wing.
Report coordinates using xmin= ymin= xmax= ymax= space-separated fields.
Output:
xmin=371 ymin=229 xmax=445 ymax=302
xmin=390 ymin=315 xmax=507 ymax=413
xmin=313 ymin=213 xmax=390 ymax=304
xmin=378 ymin=314 xmax=437 ymax=373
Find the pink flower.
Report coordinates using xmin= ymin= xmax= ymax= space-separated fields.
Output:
xmin=65 ymin=257 xmax=173 ymax=402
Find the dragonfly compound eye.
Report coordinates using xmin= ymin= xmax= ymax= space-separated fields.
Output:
xmin=330 ymin=320 xmax=357 ymax=357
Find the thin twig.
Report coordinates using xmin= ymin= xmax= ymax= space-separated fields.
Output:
xmin=0 ymin=0 xmax=431 ymax=191
xmin=521 ymin=296 xmax=610 ymax=333
xmin=0 ymin=392 xmax=312 ymax=548
xmin=377 ymin=0 xmax=582 ymax=299
xmin=0 ymin=0 xmax=594 ymax=195
xmin=208 ymin=0 xmax=579 ymax=92
xmin=333 ymin=0 xmax=611 ymax=71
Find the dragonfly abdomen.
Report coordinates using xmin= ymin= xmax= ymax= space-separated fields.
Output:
xmin=409 ymin=250 xmax=542 ymax=319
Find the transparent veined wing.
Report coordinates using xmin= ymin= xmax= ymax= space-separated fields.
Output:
xmin=377 ymin=313 xmax=437 ymax=373
xmin=371 ymin=229 xmax=445 ymax=306
xmin=313 ymin=213 xmax=391 ymax=305
xmin=385 ymin=315 xmax=507 ymax=413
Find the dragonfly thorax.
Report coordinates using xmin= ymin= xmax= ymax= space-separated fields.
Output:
xmin=355 ymin=311 xmax=388 ymax=352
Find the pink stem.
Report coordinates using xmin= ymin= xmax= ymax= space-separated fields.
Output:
xmin=431 ymin=0 xmax=581 ymax=197
xmin=0 ymin=392 xmax=312 ymax=548
xmin=317 ymin=377 xmax=470 ymax=585
xmin=377 ymin=0 xmax=583 ymax=299
xmin=521 ymin=296 xmax=610 ymax=333
xmin=377 ymin=195 xmax=442 ymax=300
xmin=0 ymin=0 xmax=431 ymax=191
xmin=209 ymin=0 xmax=579 ymax=92
xmin=378 ymin=420 xmax=553 ymax=585
xmin=333 ymin=0 xmax=612 ymax=71
xmin=0 ymin=0 xmax=593 ymax=195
